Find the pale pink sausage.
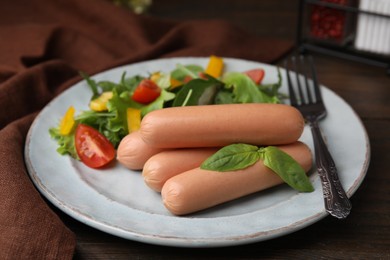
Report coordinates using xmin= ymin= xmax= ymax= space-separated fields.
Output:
xmin=142 ymin=148 xmax=220 ymax=192
xmin=161 ymin=142 xmax=313 ymax=215
xmin=140 ymin=104 xmax=304 ymax=148
xmin=116 ymin=131 xmax=165 ymax=170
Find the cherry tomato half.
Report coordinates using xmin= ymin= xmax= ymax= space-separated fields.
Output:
xmin=244 ymin=68 xmax=265 ymax=84
xmin=182 ymin=72 xmax=208 ymax=83
xmin=75 ymin=124 xmax=116 ymax=168
xmin=132 ymin=79 xmax=161 ymax=104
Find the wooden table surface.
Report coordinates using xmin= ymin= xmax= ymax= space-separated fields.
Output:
xmin=60 ymin=1 xmax=389 ymax=259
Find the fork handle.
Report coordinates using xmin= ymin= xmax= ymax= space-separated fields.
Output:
xmin=309 ymin=120 xmax=352 ymax=219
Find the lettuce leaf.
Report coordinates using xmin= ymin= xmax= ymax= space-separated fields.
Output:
xmin=49 ymin=128 xmax=78 ymax=159
xmin=141 ymin=89 xmax=176 ymax=116
xmin=170 ymin=64 xmax=203 ymax=81
xmin=223 ymin=72 xmax=280 ymax=104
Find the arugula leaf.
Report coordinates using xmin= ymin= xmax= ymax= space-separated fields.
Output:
xmin=52 ymin=72 xmax=145 ymax=151
xmin=76 ymin=110 xmax=115 ymax=127
xmin=75 ymin=110 xmax=119 ymax=145
xmin=98 ymin=74 xmax=144 ymax=94
xmin=97 ymin=81 xmax=119 ymax=92
xmin=68 ymin=88 xmax=142 ymax=149
xmin=80 ymin=72 xmax=99 ymax=100
xmin=121 ymin=73 xmax=144 ymax=93
xmin=201 ymin=143 xmax=260 ymax=171
xmin=105 ymin=89 xmax=140 ymax=146
xmin=223 ymin=72 xmax=279 ymax=104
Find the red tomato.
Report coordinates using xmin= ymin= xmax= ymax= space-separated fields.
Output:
xmin=132 ymin=79 xmax=161 ymax=104
xmin=75 ymin=124 xmax=116 ymax=168
xmin=183 ymin=75 xmax=193 ymax=83
xmin=182 ymin=73 xmax=207 ymax=83
xmin=244 ymin=68 xmax=265 ymax=84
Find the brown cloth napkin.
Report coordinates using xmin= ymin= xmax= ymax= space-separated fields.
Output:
xmin=0 ymin=0 xmax=293 ymax=259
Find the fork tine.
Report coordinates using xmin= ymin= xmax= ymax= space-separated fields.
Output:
xmin=299 ymin=55 xmax=314 ymax=104
xmin=292 ymin=56 xmax=305 ymax=105
xmin=284 ymin=59 xmax=298 ymax=106
xmin=308 ymin=56 xmax=323 ymax=103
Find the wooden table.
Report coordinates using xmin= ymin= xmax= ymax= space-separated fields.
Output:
xmin=62 ymin=1 xmax=389 ymax=259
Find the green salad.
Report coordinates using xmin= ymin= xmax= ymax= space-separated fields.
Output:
xmin=49 ymin=56 xmax=284 ymax=163
xmin=49 ymin=56 xmax=313 ymax=192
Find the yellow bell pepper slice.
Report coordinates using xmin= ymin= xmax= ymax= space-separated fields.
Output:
xmin=170 ymin=78 xmax=183 ymax=89
xmin=59 ymin=106 xmax=75 ymax=135
xmin=205 ymin=55 xmax=224 ymax=78
xmin=150 ymin=71 xmax=161 ymax=82
xmin=127 ymin=108 xmax=141 ymax=133
xmin=89 ymin=91 xmax=113 ymax=111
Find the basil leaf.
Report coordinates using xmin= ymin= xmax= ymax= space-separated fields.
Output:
xmin=201 ymin=143 xmax=260 ymax=171
xmin=262 ymin=146 xmax=314 ymax=192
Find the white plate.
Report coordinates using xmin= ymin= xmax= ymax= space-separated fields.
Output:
xmin=25 ymin=57 xmax=370 ymax=247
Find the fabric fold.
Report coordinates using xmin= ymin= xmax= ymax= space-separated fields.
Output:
xmin=0 ymin=114 xmax=76 ymax=260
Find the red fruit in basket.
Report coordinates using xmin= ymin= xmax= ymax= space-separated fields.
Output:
xmin=310 ymin=0 xmax=347 ymax=41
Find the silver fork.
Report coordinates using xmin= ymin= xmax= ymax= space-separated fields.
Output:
xmin=285 ymin=55 xmax=352 ymax=219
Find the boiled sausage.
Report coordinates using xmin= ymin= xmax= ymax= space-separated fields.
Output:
xmin=140 ymin=104 xmax=304 ymax=148
xmin=143 ymin=148 xmax=219 ymax=192
xmin=161 ymin=141 xmax=312 ymax=215
xmin=117 ymin=131 xmax=165 ymax=170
